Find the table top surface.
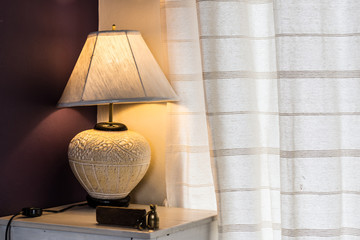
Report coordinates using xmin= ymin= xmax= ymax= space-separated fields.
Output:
xmin=0 ymin=203 xmax=217 ymax=239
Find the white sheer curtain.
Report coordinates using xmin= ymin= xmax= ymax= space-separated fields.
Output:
xmin=198 ymin=0 xmax=281 ymax=239
xmin=163 ymin=0 xmax=360 ymax=240
xmin=276 ymin=1 xmax=360 ymax=239
xmin=161 ymin=0 xmax=217 ymax=210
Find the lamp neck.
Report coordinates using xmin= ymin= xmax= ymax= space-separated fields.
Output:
xmin=109 ymin=103 xmax=113 ymax=123
xmin=94 ymin=103 xmax=128 ymax=131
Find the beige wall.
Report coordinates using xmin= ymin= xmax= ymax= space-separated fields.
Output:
xmin=98 ymin=0 xmax=168 ymax=206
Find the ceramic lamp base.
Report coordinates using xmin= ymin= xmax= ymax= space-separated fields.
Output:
xmin=68 ymin=127 xmax=151 ymax=206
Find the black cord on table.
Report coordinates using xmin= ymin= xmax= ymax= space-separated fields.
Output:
xmin=43 ymin=202 xmax=88 ymax=213
xmin=5 ymin=212 xmax=22 ymax=240
xmin=4 ymin=202 xmax=88 ymax=240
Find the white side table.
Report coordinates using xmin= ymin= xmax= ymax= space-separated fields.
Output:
xmin=0 ymin=203 xmax=217 ymax=240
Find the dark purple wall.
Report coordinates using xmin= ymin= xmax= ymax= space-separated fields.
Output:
xmin=0 ymin=0 xmax=98 ymax=216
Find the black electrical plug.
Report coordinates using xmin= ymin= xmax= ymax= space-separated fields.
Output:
xmin=21 ymin=207 xmax=43 ymax=217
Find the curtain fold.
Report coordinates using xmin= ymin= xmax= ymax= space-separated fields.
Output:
xmin=197 ymin=1 xmax=281 ymax=239
xmin=161 ymin=0 xmax=216 ymax=210
xmin=164 ymin=0 xmax=360 ymax=239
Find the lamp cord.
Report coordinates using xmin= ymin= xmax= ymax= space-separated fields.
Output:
xmin=43 ymin=202 xmax=88 ymax=213
xmin=5 ymin=212 xmax=21 ymax=240
xmin=4 ymin=202 xmax=88 ymax=240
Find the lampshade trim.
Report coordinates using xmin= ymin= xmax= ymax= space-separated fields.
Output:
xmin=57 ymin=97 xmax=178 ymax=107
xmin=80 ymin=32 xmax=100 ymax=103
xmin=88 ymin=30 xmax=140 ymax=37
xmin=125 ymin=33 xmax=147 ymax=97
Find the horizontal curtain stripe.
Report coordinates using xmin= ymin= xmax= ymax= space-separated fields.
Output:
xmin=168 ymin=73 xmax=203 ymax=81
xmin=203 ymin=70 xmax=360 ymax=79
xmin=277 ymin=33 xmax=360 ymax=38
xmin=281 ymin=190 xmax=360 ymax=196
xmin=204 ymin=71 xmax=278 ymax=79
xmin=168 ymin=111 xmax=205 ymax=115
xmin=201 ymin=35 xmax=275 ymax=40
xmin=279 ymin=70 xmax=360 ymax=78
xmin=280 ymin=112 xmax=360 ymax=116
xmin=208 ymin=111 xmax=360 ymax=116
xmin=168 ymin=182 xmax=215 ymax=188
xmin=216 ymin=186 xmax=281 ymax=193
xmin=167 ymin=144 xmax=209 ymax=153
xmin=211 ymin=147 xmax=280 ymax=157
xmin=210 ymin=148 xmax=360 ymax=159
xmin=197 ymin=0 xmax=273 ymax=4
xmin=207 ymin=111 xmax=279 ymax=116
xmin=282 ymin=228 xmax=360 ymax=237
xmin=281 ymin=149 xmax=360 ymax=158
xmin=165 ymin=39 xmax=196 ymax=43
xmin=219 ymin=222 xmax=281 ymax=233
xmin=163 ymin=1 xmax=194 ymax=8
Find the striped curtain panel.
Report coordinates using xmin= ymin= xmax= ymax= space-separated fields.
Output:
xmin=164 ymin=0 xmax=360 ymax=240
xmin=198 ymin=0 xmax=281 ymax=239
xmin=161 ymin=0 xmax=217 ymax=210
xmin=276 ymin=1 xmax=360 ymax=239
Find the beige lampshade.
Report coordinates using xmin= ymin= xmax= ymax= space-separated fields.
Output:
xmin=58 ymin=30 xmax=177 ymax=107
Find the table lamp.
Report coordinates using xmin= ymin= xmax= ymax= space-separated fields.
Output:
xmin=58 ymin=26 xmax=177 ymax=207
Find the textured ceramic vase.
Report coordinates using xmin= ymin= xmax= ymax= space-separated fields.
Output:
xmin=68 ymin=129 xmax=151 ymax=200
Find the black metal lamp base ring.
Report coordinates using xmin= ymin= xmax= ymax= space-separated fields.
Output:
xmin=86 ymin=195 xmax=131 ymax=208
xmin=94 ymin=122 xmax=128 ymax=131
